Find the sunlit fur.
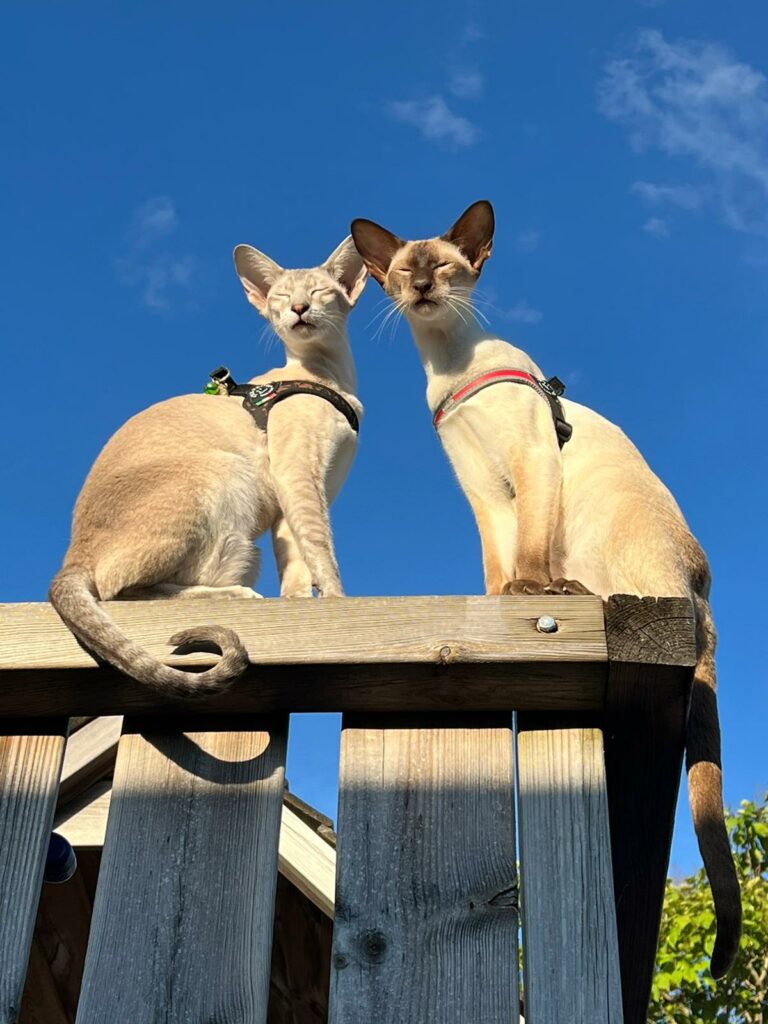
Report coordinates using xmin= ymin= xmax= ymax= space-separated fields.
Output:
xmin=50 ymin=238 xmax=366 ymax=698
xmin=352 ymin=201 xmax=741 ymax=979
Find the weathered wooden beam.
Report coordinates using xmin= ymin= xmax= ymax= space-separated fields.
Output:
xmin=517 ymin=725 xmax=624 ymax=1024
xmin=75 ymin=715 xmax=287 ymax=1024
xmin=603 ymin=595 xmax=696 ymax=1024
xmin=0 ymin=719 xmax=68 ymax=1024
xmin=0 ymin=597 xmax=606 ymax=716
xmin=329 ymin=714 xmax=519 ymax=1024
xmin=57 ymin=716 xmax=122 ymax=806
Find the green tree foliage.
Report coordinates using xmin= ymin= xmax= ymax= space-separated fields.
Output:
xmin=649 ymin=794 xmax=768 ymax=1023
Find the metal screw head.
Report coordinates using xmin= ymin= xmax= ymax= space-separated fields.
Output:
xmin=536 ymin=615 xmax=558 ymax=634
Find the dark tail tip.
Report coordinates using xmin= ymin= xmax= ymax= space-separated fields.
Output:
xmin=710 ymin=918 xmax=741 ymax=979
xmin=687 ymin=762 xmax=742 ymax=978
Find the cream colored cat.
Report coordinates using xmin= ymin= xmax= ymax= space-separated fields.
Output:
xmin=351 ymin=201 xmax=740 ymax=978
xmin=50 ymin=237 xmax=366 ymax=697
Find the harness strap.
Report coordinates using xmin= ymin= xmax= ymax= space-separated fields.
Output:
xmin=432 ymin=368 xmax=572 ymax=448
xmin=208 ymin=366 xmax=359 ymax=433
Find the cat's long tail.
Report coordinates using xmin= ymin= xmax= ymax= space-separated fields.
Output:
xmin=49 ymin=566 xmax=249 ymax=698
xmin=687 ymin=594 xmax=741 ymax=978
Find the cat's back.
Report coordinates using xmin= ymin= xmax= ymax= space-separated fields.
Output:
xmin=560 ymin=397 xmax=686 ymax=524
xmin=93 ymin=393 xmax=264 ymax=466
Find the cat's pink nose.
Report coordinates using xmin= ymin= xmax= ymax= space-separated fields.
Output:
xmin=292 ymin=302 xmax=310 ymax=317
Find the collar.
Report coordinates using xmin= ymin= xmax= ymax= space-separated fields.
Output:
xmin=432 ymin=368 xmax=572 ymax=448
xmin=206 ymin=366 xmax=359 ymax=433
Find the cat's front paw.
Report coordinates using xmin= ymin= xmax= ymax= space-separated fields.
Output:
xmin=545 ymin=578 xmax=594 ymax=596
xmin=501 ymin=579 xmax=548 ymax=596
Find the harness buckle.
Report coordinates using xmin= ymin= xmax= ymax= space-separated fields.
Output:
xmin=540 ymin=376 xmax=566 ymax=398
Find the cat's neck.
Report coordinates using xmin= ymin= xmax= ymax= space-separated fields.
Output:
xmin=268 ymin=330 xmax=357 ymax=395
xmin=407 ymin=313 xmax=541 ymax=411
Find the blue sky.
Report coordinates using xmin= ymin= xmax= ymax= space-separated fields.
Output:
xmin=1 ymin=1 xmax=766 ymax=874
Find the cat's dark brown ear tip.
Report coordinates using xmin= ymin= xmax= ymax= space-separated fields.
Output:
xmin=472 ymin=199 xmax=495 ymax=226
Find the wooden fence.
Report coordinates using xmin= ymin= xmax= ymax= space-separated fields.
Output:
xmin=0 ymin=594 xmax=696 ymax=1024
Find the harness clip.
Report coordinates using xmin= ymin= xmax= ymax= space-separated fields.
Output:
xmin=541 ymin=376 xmax=566 ymax=397
xmin=208 ymin=366 xmax=238 ymax=395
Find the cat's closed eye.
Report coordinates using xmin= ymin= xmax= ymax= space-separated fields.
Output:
xmin=435 ymin=262 xmax=451 ymax=269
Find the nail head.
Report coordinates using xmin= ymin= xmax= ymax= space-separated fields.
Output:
xmin=536 ymin=615 xmax=558 ymax=634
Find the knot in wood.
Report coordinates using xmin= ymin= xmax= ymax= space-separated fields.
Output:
xmin=358 ymin=929 xmax=388 ymax=964
xmin=438 ymin=645 xmax=453 ymax=664
xmin=333 ymin=952 xmax=350 ymax=970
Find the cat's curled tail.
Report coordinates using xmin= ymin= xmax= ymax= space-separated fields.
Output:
xmin=688 ymin=593 xmax=742 ymax=978
xmin=49 ymin=566 xmax=249 ymax=698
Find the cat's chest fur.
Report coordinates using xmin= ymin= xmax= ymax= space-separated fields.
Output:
xmin=424 ymin=337 xmax=550 ymax=499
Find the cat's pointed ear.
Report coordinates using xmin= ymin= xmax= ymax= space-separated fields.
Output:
xmin=323 ymin=236 xmax=368 ymax=306
xmin=233 ymin=244 xmax=283 ymax=313
xmin=350 ymin=219 xmax=404 ymax=288
xmin=442 ymin=200 xmax=495 ymax=272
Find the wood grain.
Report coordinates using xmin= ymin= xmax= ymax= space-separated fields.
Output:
xmin=0 ymin=720 xmax=68 ymax=1024
xmin=329 ymin=714 xmax=519 ymax=1024
xmin=75 ymin=715 xmax=287 ymax=1024
xmin=603 ymin=595 xmax=694 ymax=1024
xmin=517 ymin=726 xmax=624 ymax=1024
xmin=0 ymin=597 xmax=606 ymax=717
xmin=1 ymin=596 xmax=607 ymax=669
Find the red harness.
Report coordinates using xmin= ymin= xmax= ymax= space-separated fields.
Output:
xmin=432 ymin=368 xmax=573 ymax=448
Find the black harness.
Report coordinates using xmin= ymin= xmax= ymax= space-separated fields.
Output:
xmin=207 ymin=366 xmax=359 ymax=433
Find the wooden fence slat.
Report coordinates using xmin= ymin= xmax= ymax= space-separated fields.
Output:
xmin=75 ymin=714 xmax=287 ymax=1024
xmin=0 ymin=719 xmax=68 ymax=1024
xmin=329 ymin=714 xmax=518 ymax=1024
xmin=517 ymin=726 xmax=624 ymax=1024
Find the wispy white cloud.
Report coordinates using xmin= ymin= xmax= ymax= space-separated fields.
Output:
xmin=643 ymin=216 xmax=671 ymax=237
xmin=514 ymin=228 xmax=541 ymax=254
xmin=387 ymin=96 xmax=480 ymax=149
xmin=459 ymin=21 xmax=485 ymax=45
xmin=449 ymin=68 xmax=485 ymax=100
xmin=599 ymin=31 xmax=768 ymax=235
xmin=387 ymin=19 xmax=485 ymax=148
xmin=631 ymin=180 xmax=703 ymax=209
xmin=126 ymin=196 xmax=178 ymax=249
xmin=116 ymin=197 xmax=196 ymax=312
xmin=501 ymin=300 xmax=543 ymax=325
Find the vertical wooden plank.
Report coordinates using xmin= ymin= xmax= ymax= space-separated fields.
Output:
xmin=517 ymin=725 xmax=623 ymax=1024
xmin=76 ymin=714 xmax=287 ymax=1024
xmin=329 ymin=713 xmax=518 ymax=1024
xmin=0 ymin=718 xmax=68 ymax=1024
xmin=603 ymin=596 xmax=695 ymax=1024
